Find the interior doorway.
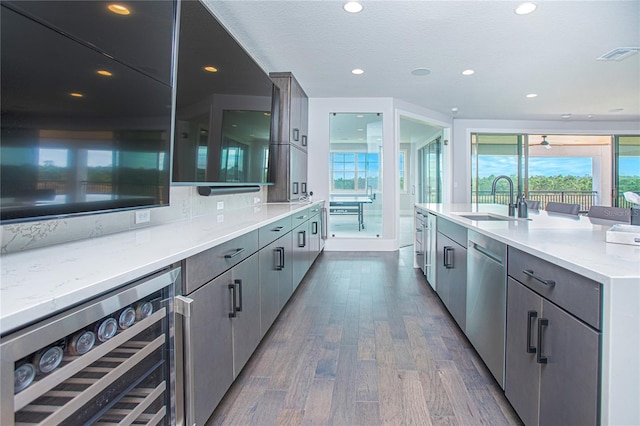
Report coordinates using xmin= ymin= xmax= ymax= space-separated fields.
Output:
xmin=398 ymin=115 xmax=444 ymax=247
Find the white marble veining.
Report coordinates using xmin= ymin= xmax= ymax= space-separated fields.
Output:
xmin=0 ymin=201 xmax=318 ymax=335
xmin=416 ymin=203 xmax=640 ymax=426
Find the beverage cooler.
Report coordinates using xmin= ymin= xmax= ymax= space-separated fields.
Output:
xmin=0 ymin=265 xmax=181 ymax=425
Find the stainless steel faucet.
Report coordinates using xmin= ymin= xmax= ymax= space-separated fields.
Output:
xmin=491 ymin=175 xmax=516 ymax=216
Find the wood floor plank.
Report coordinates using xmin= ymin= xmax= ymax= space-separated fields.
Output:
xmin=354 ymin=401 xmax=382 ymax=426
xmin=276 ymin=409 xmax=305 ymax=426
xmin=355 ymin=359 xmax=379 ymax=402
xmin=401 ymin=370 xmax=433 ymax=426
xmin=301 ymin=378 xmax=334 ymax=425
xmin=328 ymin=345 xmax=358 ymax=425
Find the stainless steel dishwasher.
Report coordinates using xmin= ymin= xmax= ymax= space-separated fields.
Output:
xmin=466 ymin=230 xmax=507 ymax=388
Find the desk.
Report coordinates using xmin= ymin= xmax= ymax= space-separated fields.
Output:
xmin=329 ymin=196 xmax=373 ymax=230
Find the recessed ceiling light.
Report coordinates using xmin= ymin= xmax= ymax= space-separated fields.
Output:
xmin=357 ymin=128 xmax=364 ymax=131
xmin=561 ymin=113 xmax=572 ymax=119
xmin=343 ymin=1 xmax=363 ymax=13
xmin=69 ymin=92 xmax=84 ymax=98
xmin=462 ymin=69 xmax=475 ymax=76
xmin=608 ymin=108 xmax=624 ymax=112
xmin=356 ymin=114 xmax=364 ymax=118
xmin=526 ymin=93 xmax=538 ymax=98
xmin=108 ymin=4 xmax=131 ymax=15
xmin=515 ymin=2 xmax=536 ymax=15
xmin=411 ymin=68 xmax=431 ymax=76
xmin=204 ymin=66 xmax=218 ymax=73
xmin=351 ymin=68 xmax=364 ymax=75
xmin=451 ymin=107 xmax=459 ymax=113
xmin=96 ymin=70 xmax=113 ymax=77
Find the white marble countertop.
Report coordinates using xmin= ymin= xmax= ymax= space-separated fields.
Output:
xmin=0 ymin=201 xmax=319 ymax=335
xmin=415 ymin=203 xmax=640 ymax=285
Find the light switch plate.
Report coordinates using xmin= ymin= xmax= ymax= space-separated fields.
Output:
xmin=134 ymin=209 xmax=151 ymax=224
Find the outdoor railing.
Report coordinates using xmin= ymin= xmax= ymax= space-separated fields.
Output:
xmin=474 ymin=190 xmax=598 ymax=213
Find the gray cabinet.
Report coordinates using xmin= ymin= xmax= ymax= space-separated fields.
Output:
xmin=505 ymin=247 xmax=601 ymax=426
xmin=259 ymin=233 xmax=292 ymax=337
xmin=435 ymin=217 xmax=467 ymax=329
xmin=292 ymin=220 xmax=311 ymax=290
xmin=180 ymin=234 xmax=261 ymax=425
xmin=268 ymin=72 xmax=309 ymax=202
xmin=182 ymin=270 xmax=233 ymax=426
xmin=308 ymin=203 xmax=325 ymax=262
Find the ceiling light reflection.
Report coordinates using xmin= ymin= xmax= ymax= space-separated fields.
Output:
xmin=108 ymin=4 xmax=131 ymax=15
xmin=515 ymin=2 xmax=536 ymax=15
xmin=343 ymin=1 xmax=363 ymax=13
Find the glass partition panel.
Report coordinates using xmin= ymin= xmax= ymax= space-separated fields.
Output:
xmin=328 ymin=113 xmax=383 ymax=238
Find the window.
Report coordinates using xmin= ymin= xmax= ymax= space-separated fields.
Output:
xmin=330 ymin=152 xmax=379 ymax=192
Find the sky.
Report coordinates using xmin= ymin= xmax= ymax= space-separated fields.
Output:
xmin=477 ymin=156 xmax=639 ymax=177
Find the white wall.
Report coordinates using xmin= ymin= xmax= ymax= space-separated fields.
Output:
xmin=451 ymin=119 xmax=640 ymax=203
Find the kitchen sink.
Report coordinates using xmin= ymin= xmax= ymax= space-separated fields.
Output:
xmin=453 ymin=213 xmax=521 ymax=221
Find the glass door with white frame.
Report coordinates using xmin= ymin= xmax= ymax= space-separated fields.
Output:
xmin=328 ymin=113 xmax=383 ymax=238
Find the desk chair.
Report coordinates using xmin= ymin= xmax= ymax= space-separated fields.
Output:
xmin=525 ymin=199 xmax=540 ymax=210
xmin=545 ymin=201 xmax=580 ymax=215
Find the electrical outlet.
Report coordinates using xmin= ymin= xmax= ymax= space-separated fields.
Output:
xmin=217 ymin=201 xmax=224 ymax=210
xmin=134 ymin=209 xmax=151 ymax=224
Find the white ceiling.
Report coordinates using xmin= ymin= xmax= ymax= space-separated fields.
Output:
xmin=203 ymin=0 xmax=640 ymax=124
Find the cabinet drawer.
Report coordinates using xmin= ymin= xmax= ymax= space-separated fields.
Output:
xmin=259 ymin=216 xmax=292 ymax=248
xmin=507 ymin=246 xmax=602 ymax=330
xmin=308 ymin=203 xmax=322 ymax=219
xmin=437 ymin=216 xmax=467 ymax=247
xmin=291 ymin=207 xmax=310 ymax=228
xmin=185 ymin=230 xmax=259 ymax=294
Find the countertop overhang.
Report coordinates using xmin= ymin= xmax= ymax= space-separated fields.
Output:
xmin=0 ymin=201 xmax=320 ymax=336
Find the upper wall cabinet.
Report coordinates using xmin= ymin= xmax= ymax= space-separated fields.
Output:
xmin=270 ymin=72 xmax=309 ymax=152
xmin=172 ymin=0 xmax=278 ymax=185
xmin=2 ymin=1 xmax=175 ymax=85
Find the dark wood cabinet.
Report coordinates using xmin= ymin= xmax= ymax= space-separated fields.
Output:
xmin=268 ymin=72 xmax=309 ymax=201
xmin=505 ymin=248 xmax=601 ymax=426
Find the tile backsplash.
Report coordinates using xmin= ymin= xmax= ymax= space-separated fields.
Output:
xmin=1 ymin=186 xmax=266 ymax=254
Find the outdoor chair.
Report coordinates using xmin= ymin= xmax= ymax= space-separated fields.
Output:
xmin=587 ymin=206 xmax=631 ymax=223
xmin=545 ymin=201 xmax=580 ymax=215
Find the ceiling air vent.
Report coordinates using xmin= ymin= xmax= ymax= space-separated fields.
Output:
xmin=597 ymin=47 xmax=640 ymax=61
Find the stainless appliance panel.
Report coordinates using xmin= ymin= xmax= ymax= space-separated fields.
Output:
xmin=0 ymin=266 xmax=180 ymax=425
xmin=466 ymin=230 xmax=507 ymax=387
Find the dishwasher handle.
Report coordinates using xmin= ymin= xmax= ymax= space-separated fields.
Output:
xmin=469 ymin=240 xmax=504 ymax=265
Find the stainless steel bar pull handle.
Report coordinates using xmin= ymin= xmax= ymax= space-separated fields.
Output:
xmin=312 ymin=221 xmax=318 ymax=235
xmin=298 ymin=230 xmax=306 ymax=247
xmin=229 ymin=284 xmax=237 ymax=318
xmin=224 ymin=248 xmax=245 ymax=259
xmin=523 ymin=269 xmax=556 ymax=287
xmin=444 ymin=246 xmax=454 ymax=269
xmin=271 ymin=226 xmax=284 ymax=232
xmin=174 ymin=295 xmax=196 ymax=425
xmin=537 ymin=318 xmax=549 ymax=364
xmin=235 ymin=279 xmax=243 ymax=312
xmin=527 ymin=310 xmax=538 ymax=354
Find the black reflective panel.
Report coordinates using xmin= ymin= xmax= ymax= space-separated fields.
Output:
xmin=2 ymin=0 xmax=175 ymax=84
xmin=172 ymin=0 xmax=276 ymax=185
xmin=1 ymin=3 xmax=175 ymax=223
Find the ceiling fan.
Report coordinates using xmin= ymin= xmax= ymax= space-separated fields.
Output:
xmin=540 ymin=135 xmax=551 ymax=149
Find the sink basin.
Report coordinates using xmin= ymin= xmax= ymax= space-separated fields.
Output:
xmin=453 ymin=213 xmax=519 ymax=222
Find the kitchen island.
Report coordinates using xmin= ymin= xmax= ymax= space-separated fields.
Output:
xmin=415 ymin=203 xmax=640 ymax=426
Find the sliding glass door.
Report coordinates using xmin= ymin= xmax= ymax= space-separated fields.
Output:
xmin=418 ymin=137 xmax=442 ymax=203
xmin=472 ymin=133 xmax=639 ymax=211
xmin=471 ymin=134 xmax=523 ymax=205
xmin=614 ymin=135 xmax=640 ymax=207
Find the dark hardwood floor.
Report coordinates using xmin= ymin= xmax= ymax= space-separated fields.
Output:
xmin=207 ymin=248 xmax=522 ymax=425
